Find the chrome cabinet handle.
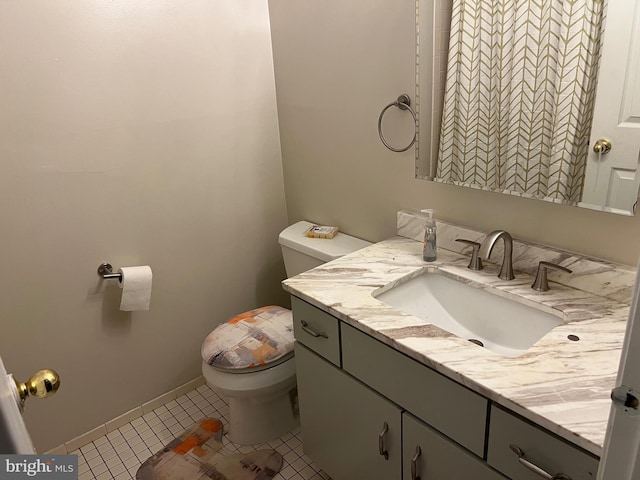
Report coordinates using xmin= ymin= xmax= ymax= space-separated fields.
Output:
xmin=411 ymin=445 xmax=421 ymax=480
xmin=299 ymin=320 xmax=328 ymax=339
xmin=378 ymin=422 xmax=389 ymax=460
xmin=509 ymin=444 xmax=572 ymax=480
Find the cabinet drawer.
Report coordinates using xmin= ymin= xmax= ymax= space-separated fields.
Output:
xmin=291 ymin=296 xmax=341 ymax=366
xmin=487 ymin=405 xmax=599 ymax=480
xmin=342 ymin=323 xmax=488 ymax=457
xmin=404 ymin=413 xmax=507 ymax=480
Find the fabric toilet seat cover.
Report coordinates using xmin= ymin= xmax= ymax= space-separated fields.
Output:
xmin=201 ymin=306 xmax=294 ymax=372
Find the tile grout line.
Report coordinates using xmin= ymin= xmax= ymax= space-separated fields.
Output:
xmin=69 ymin=383 xmax=329 ymax=480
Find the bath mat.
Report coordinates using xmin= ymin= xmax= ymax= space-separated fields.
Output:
xmin=136 ymin=418 xmax=283 ymax=480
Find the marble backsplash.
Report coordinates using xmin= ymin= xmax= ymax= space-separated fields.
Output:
xmin=397 ymin=210 xmax=636 ymax=304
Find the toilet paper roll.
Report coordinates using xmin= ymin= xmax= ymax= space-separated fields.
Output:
xmin=118 ymin=266 xmax=153 ymax=311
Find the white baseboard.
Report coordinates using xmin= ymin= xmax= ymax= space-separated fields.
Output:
xmin=47 ymin=376 xmax=206 ymax=454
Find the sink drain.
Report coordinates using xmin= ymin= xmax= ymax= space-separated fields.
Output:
xmin=468 ymin=339 xmax=484 ymax=347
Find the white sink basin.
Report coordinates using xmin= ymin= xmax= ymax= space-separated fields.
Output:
xmin=374 ymin=272 xmax=562 ymax=357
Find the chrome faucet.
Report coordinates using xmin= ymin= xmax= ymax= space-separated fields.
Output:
xmin=478 ymin=230 xmax=515 ymax=280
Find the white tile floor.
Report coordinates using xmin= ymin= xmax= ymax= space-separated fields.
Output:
xmin=70 ymin=384 xmax=330 ymax=480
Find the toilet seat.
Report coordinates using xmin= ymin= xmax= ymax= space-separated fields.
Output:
xmin=209 ymin=351 xmax=294 ymax=373
xmin=201 ymin=306 xmax=294 ymax=374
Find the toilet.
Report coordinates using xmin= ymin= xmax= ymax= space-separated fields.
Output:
xmin=201 ymin=221 xmax=370 ymax=445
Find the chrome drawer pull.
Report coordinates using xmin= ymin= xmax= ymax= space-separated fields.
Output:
xmin=509 ymin=444 xmax=572 ymax=480
xmin=411 ymin=445 xmax=421 ymax=480
xmin=378 ymin=421 xmax=389 ymax=460
xmin=300 ymin=320 xmax=328 ymax=339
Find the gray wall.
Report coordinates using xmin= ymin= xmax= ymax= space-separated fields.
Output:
xmin=269 ymin=0 xmax=640 ymax=267
xmin=0 ymin=0 xmax=289 ymax=451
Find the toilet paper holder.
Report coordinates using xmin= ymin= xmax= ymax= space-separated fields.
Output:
xmin=97 ymin=263 xmax=122 ymax=282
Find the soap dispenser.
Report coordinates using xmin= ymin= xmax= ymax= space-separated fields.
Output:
xmin=421 ymin=209 xmax=437 ymax=262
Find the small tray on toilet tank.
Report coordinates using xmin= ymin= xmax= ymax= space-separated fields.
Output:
xmin=279 ymin=221 xmax=371 ymax=263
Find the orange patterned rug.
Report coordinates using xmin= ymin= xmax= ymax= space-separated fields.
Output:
xmin=136 ymin=418 xmax=283 ymax=480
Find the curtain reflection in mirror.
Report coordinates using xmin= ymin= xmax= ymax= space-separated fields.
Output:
xmin=435 ymin=0 xmax=607 ymax=205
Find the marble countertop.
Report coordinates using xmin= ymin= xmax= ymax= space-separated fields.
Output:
xmin=282 ymin=231 xmax=633 ymax=457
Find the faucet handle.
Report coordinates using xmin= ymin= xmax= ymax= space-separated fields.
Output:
xmin=455 ymin=239 xmax=484 ymax=271
xmin=532 ymin=261 xmax=572 ymax=292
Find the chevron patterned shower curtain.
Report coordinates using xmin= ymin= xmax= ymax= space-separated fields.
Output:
xmin=436 ymin=0 xmax=606 ymax=204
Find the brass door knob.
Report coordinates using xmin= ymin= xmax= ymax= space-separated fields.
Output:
xmin=593 ymin=138 xmax=612 ymax=154
xmin=14 ymin=369 xmax=60 ymax=407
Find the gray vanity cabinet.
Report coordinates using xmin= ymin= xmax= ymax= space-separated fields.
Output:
xmin=292 ymin=296 xmax=599 ymax=480
xmin=403 ymin=413 xmax=507 ymax=480
xmin=295 ymin=343 xmax=402 ymax=480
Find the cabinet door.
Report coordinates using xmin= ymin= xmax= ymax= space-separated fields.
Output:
xmin=295 ymin=343 xmax=402 ymax=480
xmin=403 ymin=413 xmax=507 ymax=480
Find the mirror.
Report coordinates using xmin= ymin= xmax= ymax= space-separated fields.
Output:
xmin=415 ymin=0 xmax=640 ymax=216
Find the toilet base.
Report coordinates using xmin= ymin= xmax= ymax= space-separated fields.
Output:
xmin=202 ymin=359 xmax=299 ymax=445
xmin=227 ymin=388 xmax=299 ymax=445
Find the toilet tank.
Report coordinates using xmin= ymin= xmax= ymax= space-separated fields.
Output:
xmin=278 ymin=221 xmax=371 ymax=277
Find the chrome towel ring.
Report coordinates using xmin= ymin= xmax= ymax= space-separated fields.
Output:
xmin=378 ymin=94 xmax=417 ymax=153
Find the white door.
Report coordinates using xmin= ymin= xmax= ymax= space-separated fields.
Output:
xmin=598 ymin=264 xmax=640 ymax=479
xmin=580 ymin=0 xmax=640 ymax=215
xmin=594 ymin=3 xmax=640 ymax=476
xmin=0 ymin=355 xmax=36 ymax=454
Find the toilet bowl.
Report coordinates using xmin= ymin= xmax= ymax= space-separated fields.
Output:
xmin=201 ymin=356 xmax=297 ymax=446
xmin=201 ymin=221 xmax=370 ymax=445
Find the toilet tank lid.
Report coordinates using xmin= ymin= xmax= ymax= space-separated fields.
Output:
xmin=279 ymin=221 xmax=371 ymax=262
